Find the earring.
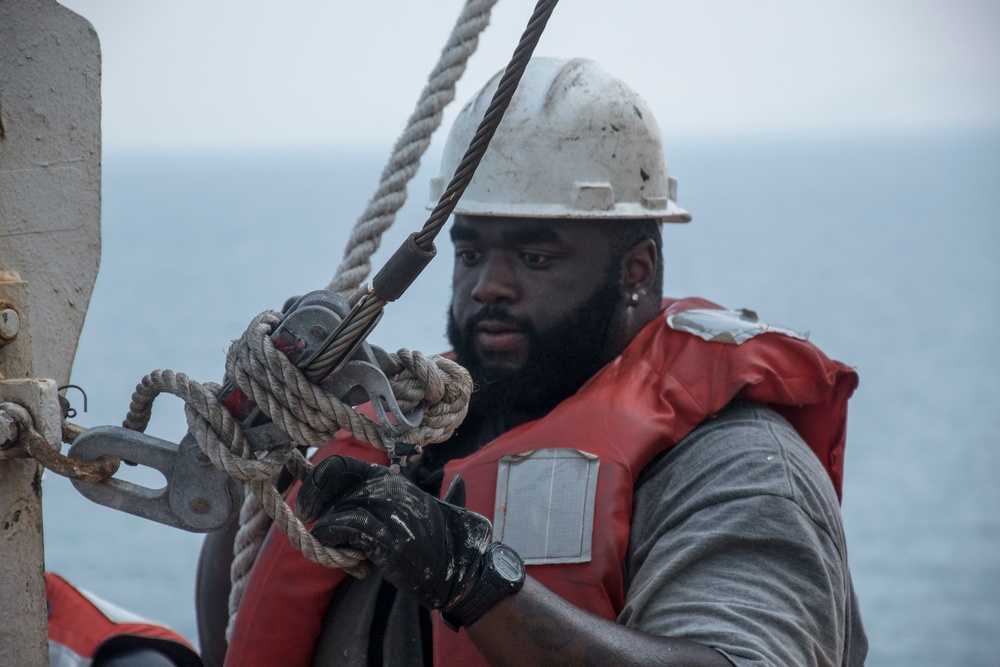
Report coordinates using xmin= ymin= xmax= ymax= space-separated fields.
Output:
xmin=629 ymin=292 xmax=640 ymax=306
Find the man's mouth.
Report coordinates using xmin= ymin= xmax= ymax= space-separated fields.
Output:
xmin=474 ymin=320 xmax=527 ymax=355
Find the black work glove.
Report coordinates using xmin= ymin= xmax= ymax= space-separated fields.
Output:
xmin=295 ymin=455 xmax=492 ymax=611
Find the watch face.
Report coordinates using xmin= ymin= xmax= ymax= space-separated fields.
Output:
xmin=492 ymin=545 xmax=525 ymax=583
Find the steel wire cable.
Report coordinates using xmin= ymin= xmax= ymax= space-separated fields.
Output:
xmin=306 ymin=0 xmax=560 ymax=382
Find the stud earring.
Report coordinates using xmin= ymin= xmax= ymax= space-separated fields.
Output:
xmin=629 ymin=292 xmax=640 ymax=305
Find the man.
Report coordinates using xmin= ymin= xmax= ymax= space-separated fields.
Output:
xmin=198 ymin=57 xmax=867 ymax=666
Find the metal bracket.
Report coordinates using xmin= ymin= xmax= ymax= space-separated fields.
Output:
xmin=66 ymin=422 xmax=290 ymax=532
xmin=0 ymin=378 xmax=62 ymax=458
xmin=323 ymin=360 xmax=422 ymax=435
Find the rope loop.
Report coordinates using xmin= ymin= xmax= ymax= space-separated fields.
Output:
xmin=119 ymin=358 xmax=370 ymax=576
xmin=112 ymin=308 xmax=471 ymax=592
xmin=387 ymin=350 xmax=473 ymax=444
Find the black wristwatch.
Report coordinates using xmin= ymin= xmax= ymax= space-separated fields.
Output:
xmin=441 ymin=542 xmax=525 ymax=631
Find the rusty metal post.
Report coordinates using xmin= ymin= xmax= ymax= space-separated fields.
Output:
xmin=0 ymin=0 xmax=102 ymax=663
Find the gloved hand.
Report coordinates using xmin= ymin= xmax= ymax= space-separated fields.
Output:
xmin=295 ymin=455 xmax=492 ymax=611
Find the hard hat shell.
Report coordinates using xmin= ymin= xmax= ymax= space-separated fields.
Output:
xmin=430 ymin=57 xmax=691 ymax=222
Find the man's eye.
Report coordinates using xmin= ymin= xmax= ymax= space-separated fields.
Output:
xmin=521 ymin=252 xmax=550 ymax=267
xmin=457 ymin=250 xmax=481 ymax=265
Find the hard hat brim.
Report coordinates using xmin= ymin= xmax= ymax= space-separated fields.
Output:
xmin=434 ymin=199 xmax=692 ymax=223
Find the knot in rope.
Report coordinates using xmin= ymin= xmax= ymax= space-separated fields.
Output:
xmin=220 ymin=311 xmax=472 ymax=454
xmin=223 ymin=310 xmax=392 ymax=451
xmin=386 ymin=349 xmax=473 ymax=445
xmin=215 ymin=311 xmax=471 ymax=638
xmin=124 ymin=368 xmax=289 ymax=484
xmin=119 ymin=308 xmax=472 ymax=595
xmin=122 ymin=360 xmax=369 ymax=580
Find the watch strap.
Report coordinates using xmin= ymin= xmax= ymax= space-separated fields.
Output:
xmin=441 ymin=543 xmax=524 ymax=631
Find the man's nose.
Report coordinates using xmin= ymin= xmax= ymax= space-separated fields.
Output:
xmin=470 ymin=255 xmax=518 ymax=305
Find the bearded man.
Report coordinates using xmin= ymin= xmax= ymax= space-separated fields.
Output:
xmin=197 ymin=57 xmax=867 ymax=667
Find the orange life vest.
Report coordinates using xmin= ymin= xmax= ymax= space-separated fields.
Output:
xmin=47 ymin=571 xmax=201 ymax=666
xmin=225 ymin=297 xmax=858 ymax=667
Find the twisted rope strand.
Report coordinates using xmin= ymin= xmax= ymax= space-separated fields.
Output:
xmin=327 ymin=0 xmax=499 ymax=295
xmin=224 ymin=2 xmax=498 ymax=630
xmin=116 ymin=308 xmax=471 ymax=639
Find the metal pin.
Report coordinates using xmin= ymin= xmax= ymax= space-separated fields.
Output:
xmin=58 ymin=384 xmax=88 ymax=419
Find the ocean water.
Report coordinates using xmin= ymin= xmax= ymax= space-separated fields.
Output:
xmin=40 ymin=130 xmax=1000 ymax=665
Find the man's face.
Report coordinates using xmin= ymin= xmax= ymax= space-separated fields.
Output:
xmin=447 ymin=215 xmax=627 ymax=417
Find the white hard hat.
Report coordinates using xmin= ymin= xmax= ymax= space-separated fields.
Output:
xmin=430 ymin=57 xmax=690 ymax=222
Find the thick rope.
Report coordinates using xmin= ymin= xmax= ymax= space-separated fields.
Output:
xmin=220 ymin=312 xmax=395 ymax=451
xmin=218 ymin=0 xmax=499 ymax=636
xmin=120 ymin=314 xmax=471 ymax=493
xmin=326 ymin=0 xmax=499 ymax=295
xmin=123 ymin=369 xmax=366 ymax=570
xmin=223 ymin=339 xmax=472 ymax=636
xmin=114 ymin=307 xmax=472 ymax=637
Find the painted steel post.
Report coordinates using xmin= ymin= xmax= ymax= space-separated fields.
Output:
xmin=0 ymin=0 xmax=102 ymax=663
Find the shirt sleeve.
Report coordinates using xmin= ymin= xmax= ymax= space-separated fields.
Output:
xmin=619 ymin=401 xmax=866 ymax=667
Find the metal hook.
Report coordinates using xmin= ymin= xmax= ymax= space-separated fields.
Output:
xmin=68 ymin=427 xmax=243 ymax=532
xmin=58 ymin=384 xmax=88 ymax=419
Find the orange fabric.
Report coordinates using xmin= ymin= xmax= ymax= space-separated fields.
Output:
xmin=46 ymin=572 xmax=197 ymax=663
xmin=226 ymin=297 xmax=858 ymax=667
xmin=224 ymin=444 xmax=387 ymax=667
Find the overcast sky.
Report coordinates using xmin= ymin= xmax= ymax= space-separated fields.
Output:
xmin=59 ymin=0 xmax=1000 ymax=152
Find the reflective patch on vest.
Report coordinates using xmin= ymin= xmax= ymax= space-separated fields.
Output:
xmin=493 ymin=449 xmax=599 ymax=565
xmin=667 ymin=307 xmax=808 ymax=345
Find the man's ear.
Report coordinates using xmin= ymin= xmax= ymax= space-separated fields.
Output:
xmin=621 ymin=238 xmax=657 ymax=293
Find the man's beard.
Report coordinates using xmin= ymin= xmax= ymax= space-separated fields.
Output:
xmin=447 ymin=271 xmax=625 ymax=422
